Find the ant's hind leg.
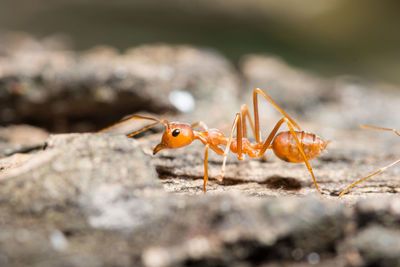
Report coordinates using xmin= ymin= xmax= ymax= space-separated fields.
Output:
xmin=258 ymin=117 xmax=322 ymax=196
xmin=241 ymin=104 xmax=270 ymax=160
xmin=284 ymin=119 xmax=322 ymax=197
xmin=253 ymin=88 xmax=301 ymax=143
xmin=338 ymin=125 xmax=400 ymax=198
xmin=241 ymin=104 xmax=255 ymax=139
xmin=338 ymin=159 xmax=400 ymax=198
xmin=256 ymin=117 xmax=288 ymax=157
xmin=360 ymin=125 xmax=400 ymax=137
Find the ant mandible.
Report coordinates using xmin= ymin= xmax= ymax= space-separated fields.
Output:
xmin=338 ymin=125 xmax=400 ymax=198
xmin=100 ymin=88 xmax=329 ymax=195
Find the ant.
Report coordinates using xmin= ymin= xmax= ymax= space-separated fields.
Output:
xmin=338 ymin=125 xmax=400 ymax=198
xmin=100 ymin=88 xmax=329 ymax=195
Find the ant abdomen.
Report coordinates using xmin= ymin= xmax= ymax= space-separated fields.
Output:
xmin=272 ymin=131 xmax=328 ymax=163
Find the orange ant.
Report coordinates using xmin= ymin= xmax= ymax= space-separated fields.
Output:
xmin=100 ymin=88 xmax=329 ymax=195
xmin=338 ymin=125 xmax=400 ymax=198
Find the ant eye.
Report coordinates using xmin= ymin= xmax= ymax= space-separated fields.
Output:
xmin=172 ymin=129 xmax=180 ymax=137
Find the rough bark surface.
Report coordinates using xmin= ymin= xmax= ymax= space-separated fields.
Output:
xmin=0 ymin=35 xmax=400 ymax=267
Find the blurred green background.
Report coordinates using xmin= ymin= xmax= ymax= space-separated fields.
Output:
xmin=1 ymin=0 xmax=400 ymax=85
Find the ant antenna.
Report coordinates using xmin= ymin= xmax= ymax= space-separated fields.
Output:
xmin=99 ymin=115 xmax=167 ymax=137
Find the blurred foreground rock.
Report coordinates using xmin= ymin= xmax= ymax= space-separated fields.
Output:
xmin=0 ymin=133 xmax=399 ymax=266
xmin=0 ymin=124 xmax=49 ymax=157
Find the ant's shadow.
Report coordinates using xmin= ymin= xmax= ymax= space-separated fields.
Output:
xmin=220 ymin=175 xmax=302 ymax=191
xmin=259 ymin=175 xmax=302 ymax=191
xmin=156 ymin=164 xmax=303 ymax=191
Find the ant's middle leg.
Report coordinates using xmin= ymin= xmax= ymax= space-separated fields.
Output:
xmin=241 ymin=104 xmax=268 ymax=161
xmin=241 ymin=104 xmax=256 ymax=139
xmin=216 ymin=113 xmax=243 ymax=181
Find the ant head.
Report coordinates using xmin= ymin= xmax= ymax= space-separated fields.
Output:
xmin=153 ymin=122 xmax=194 ymax=155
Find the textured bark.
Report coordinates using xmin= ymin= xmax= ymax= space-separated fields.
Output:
xmin=0 ymin=35 xmax=400 ymax=267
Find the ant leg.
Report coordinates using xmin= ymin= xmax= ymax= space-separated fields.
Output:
xmin=98 ymin=115 xmax=161 ymax=133
xmin=338 ymin=159 xmax=400 ymax=198
xmin=255 ymin=117 xmax=322 ymax=196
xmin=241 ymin=104 xmax=256 ymax=139
xmin=360 ymin=125 xmax=400 ymax=137
xmin=242 ymin=104 xmax=270 ymax=160
xmin=209 ymin=144 xmax=225 ymax=155
xmin=253 ymin=88 xmax=301 ymax=143
xmin=127 ymin=121 xmax=162 ymax=137
xmin=237 ymin=113 xmax=243 ymax=159
xmin=338 ymin=125 xmax=400 ymax=198
xmin=191 ymin=121 xmax=208 ymax=131
xmin=196 ymin=134 xmax=225 ymax=155
xmin=285 ymin=119 xmax=322 ymax=197
xmin=256 ymin=118 xmax=288 ymax=156
xmin=217 ymin=113 xmax=242 ymax=181
xmin=203 ymin=144 xmax=210 ymax=192
xmin=99 ymin=114 xmax=168 ymax=138
xmin=198 ymin=133 xmax=225 ymax=192
xmin=202 ymin=143 xmax=227 ymax=192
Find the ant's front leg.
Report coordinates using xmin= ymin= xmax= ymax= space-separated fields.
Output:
xmin=202 ymin=144 xmax=226 ymax=192
xmin=196 ymin=134 xmax=224 ymax=192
